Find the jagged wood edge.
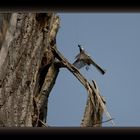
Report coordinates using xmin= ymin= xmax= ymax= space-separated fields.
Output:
xmin=33 ymin=14 xmax=60 ymax=126
xmin=80 ymin=80 xmax=103 ymax=127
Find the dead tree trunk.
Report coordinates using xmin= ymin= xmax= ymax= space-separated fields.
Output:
xmin=0 ymin=13 xmax=60 ymax=127
xmin=0 ymin=13 xmax=113 ymax=127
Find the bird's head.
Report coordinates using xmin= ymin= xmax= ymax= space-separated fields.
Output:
xmin=78 ymin=44 xmax=84 ymax=52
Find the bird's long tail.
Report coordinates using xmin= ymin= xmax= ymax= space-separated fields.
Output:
xmin=90 ymin=59 xmax=106 ymax=75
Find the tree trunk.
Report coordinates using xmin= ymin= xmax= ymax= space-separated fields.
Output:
xmin=0 ymin=13 xmax=109 ymax=127
xmin=0 ymin=13 xmax=60 ymax=127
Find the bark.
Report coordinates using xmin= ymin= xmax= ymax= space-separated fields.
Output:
xmin=0 ymin=13 xmax=113 ymax=127
xmin=80 ymin=81 xmax=104 ymax=127
xmin=0 ymin=13 xmax=60 ymax=127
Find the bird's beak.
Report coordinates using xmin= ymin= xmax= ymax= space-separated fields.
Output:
xmin=78 ymin=45 xmax=83 ymax=52
xmin=78 ymin=45 xmax=81 ymax=48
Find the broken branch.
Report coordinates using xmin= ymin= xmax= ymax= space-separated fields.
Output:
xmin=51 ymin=46 xmax=115 ymax=126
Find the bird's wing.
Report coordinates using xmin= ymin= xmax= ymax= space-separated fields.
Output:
xmin=74 ymin=53 xmax=81 ymax=59
xmin=89 ymin=57 xmax=106 ymax=75
xmin=73 ymin=59 xmax=86 ymax=69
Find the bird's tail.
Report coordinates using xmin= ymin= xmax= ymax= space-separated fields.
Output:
xmin=91 ymin=59 xmax=106 ymax=75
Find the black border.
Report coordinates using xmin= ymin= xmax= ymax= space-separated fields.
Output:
xmin=0 ymin=128 xmax=140 ymax=136
xmin=0 ymin=3 xmax=140 ymax=137
xmin=0 ymin=2 xmax=140 ymax=12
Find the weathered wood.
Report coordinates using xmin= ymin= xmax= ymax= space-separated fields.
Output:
xmin=0 ymin=13 xmax=113 ymax=127
xmin=0 ymin=13 xmax=11 ymax=50
xmin=34 ymin=63 xmax=59 ymax=126
xmin=81 ymin=81 xmax=104 ymax=127
xmin=0 ymin=13 xmax=60 ymax=127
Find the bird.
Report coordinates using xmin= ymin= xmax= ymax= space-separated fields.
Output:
xmin=73 ymin=45 xmax=106 ymax=75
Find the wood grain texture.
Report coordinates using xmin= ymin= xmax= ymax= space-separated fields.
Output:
xmin=0 ymin=13 xmax=60 ymax=127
